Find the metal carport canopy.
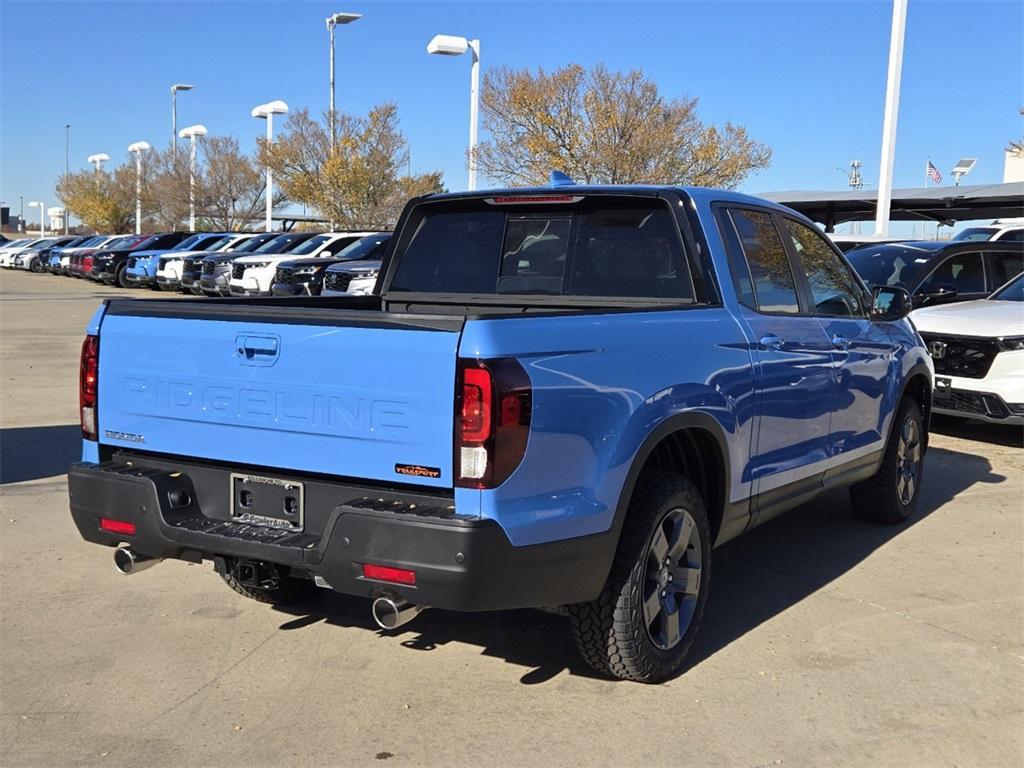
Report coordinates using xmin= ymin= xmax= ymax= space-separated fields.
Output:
xmin=759 ymin=181 xmax=1024 ymax=230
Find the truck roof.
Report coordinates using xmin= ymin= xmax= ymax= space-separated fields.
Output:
xmin=422 ymin=184 xmax=797 ymax=215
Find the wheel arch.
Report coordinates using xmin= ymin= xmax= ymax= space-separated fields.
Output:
xmin=611 ymin=412 xmax=732 ymax=549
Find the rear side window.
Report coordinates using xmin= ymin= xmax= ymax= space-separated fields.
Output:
xmin=389 ymin=199 xmax=695 ymax=300
xmin=727 ymin=209 xmax=800 ymax=314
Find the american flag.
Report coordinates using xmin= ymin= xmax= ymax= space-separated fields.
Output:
xmin=927 ymin=161 xmax=942 ymax=184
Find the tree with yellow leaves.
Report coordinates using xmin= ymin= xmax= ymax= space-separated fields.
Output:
xmin=56 ymin=166 xmax=136 ymax=233
xmin=262 ymin=105 xmax=443 ymax=229
xmin=478 ymin=64 xmax=771 ymax=188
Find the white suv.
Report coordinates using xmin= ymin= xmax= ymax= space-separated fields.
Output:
xmin=911 ymin=272 xmax=1024 ymax=425
xmin=229 ymin=232 xmax=374 ymax=296
xmin=952 ymin=219 xmax=1024 ymax=244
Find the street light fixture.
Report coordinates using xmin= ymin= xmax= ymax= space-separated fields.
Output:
xmin=427 ymin=34 xmax=481 ymax=190
xmin=178 ymin=124 xmax=207 ymax=231
xmin=326 ymin=12 xmax=361 ymax=153
xmin=128 ymin=141 xmax=152 ymax=235
xmin=171 ymin=83 xmax=194 ymax=150
xmin=87 ymin=153 xmax=110 ymax=172
xmin=28 ymin=201 xmax=45 ymax=237
xmin=251 ymin=100 xmax=289 ymax=232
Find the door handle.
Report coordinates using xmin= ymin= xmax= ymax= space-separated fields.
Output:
xmin=831 ymin=335 xmax=850 ymax=350
xmin=759 ymin=334 xmax=784 ymax=350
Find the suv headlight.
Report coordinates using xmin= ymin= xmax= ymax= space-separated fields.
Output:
xmin=353 ymin=269 xmax=380 ymax=280
xmin=293 ymin=266 xmax=318 ymax=275
xmin=997 ymin=336 xmax=1024 ymax=352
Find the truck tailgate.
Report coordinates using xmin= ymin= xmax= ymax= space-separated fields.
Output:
xmin=96 ymin=303 xmax=462 ymax=488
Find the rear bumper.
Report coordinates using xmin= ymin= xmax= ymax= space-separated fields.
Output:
xmin=68 ymin=458 xmax=611 ymax=611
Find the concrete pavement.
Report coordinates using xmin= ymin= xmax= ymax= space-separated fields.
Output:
xmin=1 ymin=270 xmax=1021 ymax=767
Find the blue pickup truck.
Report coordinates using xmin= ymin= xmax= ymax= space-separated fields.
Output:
xmin=68 ymin=183 xmax=932 ymax=682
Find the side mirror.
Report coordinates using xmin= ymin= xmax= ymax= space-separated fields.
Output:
xmin=870 ymin=285 xmax=911 ymax=321
xmin=320 ymin=251 xmax=332 ymax=258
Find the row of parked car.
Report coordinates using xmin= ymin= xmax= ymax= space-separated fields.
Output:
xmin=0 ymin=230 xmax=392 ymax=297
xmin=2 ymin=220 xmax=1021 ymax=428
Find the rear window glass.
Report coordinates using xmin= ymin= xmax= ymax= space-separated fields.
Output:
xmin=388 ymin=199 xmax=694 ymax=300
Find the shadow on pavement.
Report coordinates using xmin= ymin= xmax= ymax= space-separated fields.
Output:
xmin=0 ymin=424 xmax=80 ymax=484
xmin=273 ymin=443 xmax=1004 ymax=685
xmin=930 ymin=413 xmax=1023 ymax=448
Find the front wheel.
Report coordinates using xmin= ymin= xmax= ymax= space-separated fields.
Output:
xmin=567 ymin=471 xmax=711 ymax=683
xmin=850 ymin=398 xmax=925 ymax=524
xmin=29 ymin=258 xmax=44 ymax=273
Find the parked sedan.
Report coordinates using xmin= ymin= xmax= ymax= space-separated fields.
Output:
xmin=911 ymin=272 xmax=1024 ymax=424
xmin=846 ymin=240 xmax=1023 ymax=308
xmin=0 ymin=238 xmax=44 ymax=267
xmin=320 ymin=233 xmax=392 ymax=296
xmin=29 ymin=236 xmax=93 ymax=272
xmin=193 ymin=233 xmax=283 ymax=296
xmin=8 ymin=237 xmax=81 ymax=271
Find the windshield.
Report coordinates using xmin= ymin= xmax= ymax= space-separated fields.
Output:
xmin=193 ymin=235 xmax=232 ymax=252
xmin=231 ymin=234 xmax=275 ymax=253
xmin=991 ymin=273 xmax=1024 ymax=301
xmin=286 ymin=234 xmax=332 ymax=256
xmin=337 ymin=234 xmax=391 ymax=261
xmin=845 ymin=244 xmax=937 ymax=289
xmin=28 ymin=239 xmax=56 ymax=250
xmin=952 ymin=227 xmax=997 ymax=242
xmin=77 ymin=237 xmax=102 ymax=247
xmin=252 ymin=233 xmax=310 ymax=254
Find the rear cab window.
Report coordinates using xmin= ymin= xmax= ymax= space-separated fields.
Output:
xmin=386 ymin=196 xmax=698 ymax=302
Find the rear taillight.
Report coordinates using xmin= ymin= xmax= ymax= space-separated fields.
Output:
xmin=80 ymin=335 xmax=99 ymax=440
xmin=455 ymin=359 xmax=531 ymax=489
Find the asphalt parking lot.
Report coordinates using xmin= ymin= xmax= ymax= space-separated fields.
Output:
xmin=1 ymin=269 xmax=1021 ymax=768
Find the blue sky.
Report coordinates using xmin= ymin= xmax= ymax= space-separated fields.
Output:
xmin=2 ymin=0 xmax=1021 ymax=226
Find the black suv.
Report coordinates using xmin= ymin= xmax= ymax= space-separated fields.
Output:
xmin=90 ymin=233 xmax=191 ymax=287
xmin=846 ymin=240 xmax=1024 ymax=307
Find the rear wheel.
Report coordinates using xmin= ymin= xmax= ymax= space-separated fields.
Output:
xmin=217 ymin=559 xmax=318 ymax=606
xmin=567 ymin=471 xmax=710 ymax=682
xmin=850 ymin=398 xmax=925 ymax=524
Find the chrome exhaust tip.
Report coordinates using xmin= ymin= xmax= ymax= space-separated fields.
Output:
xmin=371 ymin=596 xmax=425 ymax=630
xmin=113 ymin=546 xmax=161 ymax=575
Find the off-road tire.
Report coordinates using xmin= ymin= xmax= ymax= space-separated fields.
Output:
xmin=566 ymin=470 xmax=711 ymax=683
xmin=850 ymin=398 xmax=925 ymax=524
xmin=219 ymin=567 xmax=318 ymax=606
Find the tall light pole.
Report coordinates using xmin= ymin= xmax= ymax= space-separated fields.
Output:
xmin=873 ymin=0 xmax=907 ymax=237
xmin=171 ymin=83 xmax=194 ymax=151
xmin=326 ymin=12 xmax=361 ymax=154
xmin=251 ymin=100 xmax=289 ymax=232
xmin=427 ymin=34 xmax=481 ymax=190
xmin=87 ymin=153 xmax=110 ymax=172
xmin=128 ymin=141 xmax=151 ymax=235
xmin=28 ymin=201 xmax=45 ymax=237
xmin=64 ymin=123 xmax=70 ymax=233
xmin=178 ymin=125 xmax=207 ymax=231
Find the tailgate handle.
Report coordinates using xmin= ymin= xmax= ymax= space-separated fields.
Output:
xmin=236 ymin=334 xmax=280 ymax=365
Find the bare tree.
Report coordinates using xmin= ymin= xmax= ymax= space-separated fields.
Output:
xmin=199 ymin=136 xmax=272 ymax=231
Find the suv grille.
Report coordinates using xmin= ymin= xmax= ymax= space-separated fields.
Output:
xmin=232 ymin=263 xmax=246 ymax=280
xmin=275 ymin=267 xmax=293 ymax=284
xmin=202 ymin=260 xmax=216 ymax=275
xmin=936 ymin=389 xmax=1010 ymax=419
xmin=325 ymin=272 xmax=354 ymax=293
xmin=127 ymin=257 xmax=137 ymax=269
xmin=920 ymin=333 xmax=999 ymax=379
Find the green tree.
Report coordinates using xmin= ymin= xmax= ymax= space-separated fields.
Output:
xmin=477 ymin=64 xmax=771 ymax=188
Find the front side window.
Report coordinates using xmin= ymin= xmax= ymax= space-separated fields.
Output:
xmin=727 ymin=209 xmax=800 ymax=313
xmin=989 ymin=251 xmax=1024 ymax=288
xmin=781 ymin=219 xmax=864 ymax=316
xmin=919 ymin=252 xmax=985 ymax=295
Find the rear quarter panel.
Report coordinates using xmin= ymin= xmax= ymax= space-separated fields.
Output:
xmin=458 ymin=307 xmax=756 ymax=546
